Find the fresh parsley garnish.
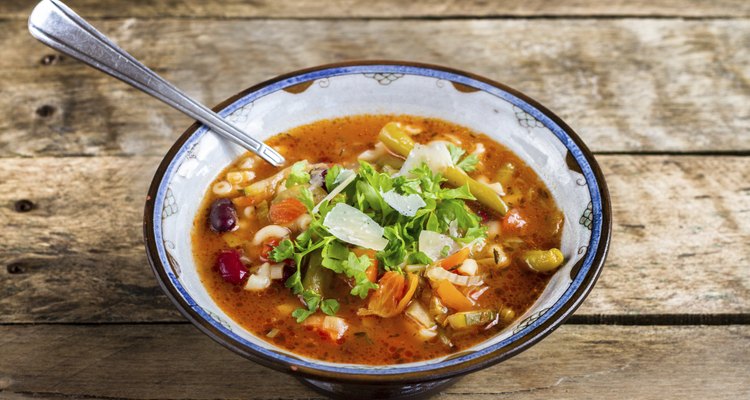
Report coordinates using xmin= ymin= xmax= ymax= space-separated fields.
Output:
xmin=273 ymin=159 xmax=487 ymax=322
xmin=286 ymin=161 xmax=311 ymax=187
xmin=448 ymin=143 xmax=479 ymax=172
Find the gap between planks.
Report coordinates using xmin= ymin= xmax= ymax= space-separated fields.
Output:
xmin=3 ymin=0 xmax=750 ymax=19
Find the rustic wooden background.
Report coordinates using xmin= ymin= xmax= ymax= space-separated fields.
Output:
xmin=1 ymin=0 xmax=749 ymax=398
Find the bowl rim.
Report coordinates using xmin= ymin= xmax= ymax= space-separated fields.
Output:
xmin=143 ymin=60 xmax=611 ymax=384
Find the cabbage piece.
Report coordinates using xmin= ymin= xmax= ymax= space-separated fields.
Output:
xmin=398 ymin=141 xmax=453 ymax=177
xmin=323 ymin=203 xmax=389 ymax=251
xmin=426 ymin=266 xmax=484 ymax=287
xmin=380 ymin=189 xmax=426 ymax=217
xmin=418 ymin=230 xmax=459 ymax=261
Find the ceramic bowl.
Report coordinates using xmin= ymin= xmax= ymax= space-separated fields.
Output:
xmin=144 ymin=61 xmax=611 ymax=399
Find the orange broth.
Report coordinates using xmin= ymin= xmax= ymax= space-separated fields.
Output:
xmin=192 ymin=115 xmax=563 ymax=364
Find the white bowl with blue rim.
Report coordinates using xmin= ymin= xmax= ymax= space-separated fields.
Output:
xmin=144 ymin=61 xmax=611 ymax=400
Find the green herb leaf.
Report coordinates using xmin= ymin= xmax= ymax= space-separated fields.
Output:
xmin=457 ymin=225 xmax=488 ymax=243
xmin=457 ymin=153 xmax=479 ymax=172
xmin=291 ymin=308 xmax=315 ymax=323
xmin=380 ymin=225 xmax=407 ymax=268
xmin=286 ymin=161 xmax=311 ymax=187
xmin=440 ymin=245 xmax=451 ymax=258
xmin=321 ymin=299 xmax=340 ymax=316
xmin=285 ymin=269 xmax=304 ymax=295
xmin=321 ymin=240 xmax=349 ymax=273
xmin=410 ymin=163 xmax=443 ymax=196
xmin=448 ymin=143 xmax=479 ymax=172
xmin=325 ymin=165 xmax=342 ymax=192
xmin=347 ymin=252 xmax=379 ymax=298
xmin=302 ymin=290 xmax=321 ymax=310
xmin=447 ymin=143 xmax=466 ymax=164
xmin=438 ymin=183 xmax=475 ymax=200
xmin=291 ymin=290 xmax=322 ymax=323
xmin=297 ymin=187 xmax=315 ymax=211
xmin=295 ymin=230 xmax=312 ymax=248
xmin=436 ymin=199 xmax=481 ymax=231
xmin=351 ymin=280 xmax=378 ymax=299
xmin=407 ymin=251 xmax=433 ymax=265
xmin=269 ymin=239 xmax=295 ymax=262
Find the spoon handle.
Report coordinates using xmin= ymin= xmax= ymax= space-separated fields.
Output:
xmin=28 ymin=0 xmax=285 ymax=167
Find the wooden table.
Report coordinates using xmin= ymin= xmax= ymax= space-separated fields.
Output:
xmin=1 ymin=1 xmax=749 ymax=398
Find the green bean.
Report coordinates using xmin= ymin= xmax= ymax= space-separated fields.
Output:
xmin=444 ymin=167 xmax=509 ymax=215
xmin=302 ymin=251 xmax=332 ymax=296
xmin=378 ymin=122 xmax=509 ymax=215
xmin=523 ymin=248 xmax=564 ymax=272
xmin=378 ymin=122 xmax=414 ymax=158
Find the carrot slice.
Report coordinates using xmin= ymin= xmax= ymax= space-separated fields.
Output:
xmin=435 ymin=280 xmax=474 ymax=311
xmin=269 ymin=198 xmax=307 ymax=224
xmin=439 ymin=247 xmax=470 ymax=270
xmin=394 ymin=273 xmax=419 ymax=314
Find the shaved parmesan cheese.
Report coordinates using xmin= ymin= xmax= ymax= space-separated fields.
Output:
xmin=419 ymin=230 xmax=459 ymax=261
xmin=311 ymin=171 xmax=356 ymax=214
xmin=381 ymin=189 xmax=426 ymax=217
xmin=333 ymin=169 xmax=356 ymax=187
xmin=323 ymin=203 xmax=389 ymax=250
xmin=398 ymin=141 xmax=453 ymax=176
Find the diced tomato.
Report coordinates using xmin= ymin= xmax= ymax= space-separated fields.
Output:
xmin=269 ymin=197 xmax=307 ymax=225
xmin=358 ymin=272 xmax=406 ymax=318
xmin=501 ymin=208 xmax=528 ymax=235
xmin=303 ymin=315 xmax=349 ymax=343
xmin=259 ymin=237 xmax=281 ymax=262
xmin=358 ymin=272 xmax=419 ymax=318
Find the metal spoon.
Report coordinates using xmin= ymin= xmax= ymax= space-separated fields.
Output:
xmin=28 ymin=0 xmax=285 ymax=167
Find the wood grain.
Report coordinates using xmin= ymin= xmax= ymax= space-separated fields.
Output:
xmin=2 ymin=18 xmax=749 ymax=156
xmin=1 ymin=155 xmax=747 ymax=323
xmin=4 ymin=0 xmax=750 ymax=18
xmin=0 ymin=324 xmax=747 ymax=399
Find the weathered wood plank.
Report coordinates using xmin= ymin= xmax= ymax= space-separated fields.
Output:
xmin=3 ymin=0 xmax=750 ymax=18
xmin=0 ymin=324 xmax=747 ymax=399
xmin=2 ymin=18 xmax=749 ymax=156
xmin=0 ymin=155 xmax=748 ymax=323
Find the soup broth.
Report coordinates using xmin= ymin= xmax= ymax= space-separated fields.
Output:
xmin=192 ymin=115 xmax=563 ymax=364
